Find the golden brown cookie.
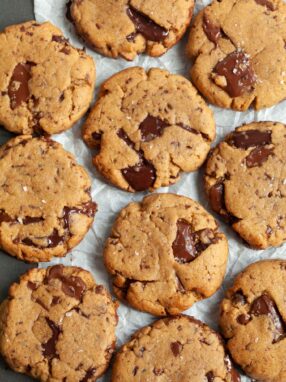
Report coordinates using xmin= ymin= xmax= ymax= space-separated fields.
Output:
xmin=220 ymin=259 xmax=286 ymax=382
xmin=0 ymin=265 xmax=118 ymax=382
xmin=205 ymin=121 xmax=286 ymax=249
xmin=83 ymin=67 xmax=215 ymax=192
xmin=187 ymin=0 xmax=286 ymax=111
xmin=104 ymin=193 xmax=228 ymax=316
xmin=111 ymin=315 xmax=240 ymax=381
xmin=0 ymin=135 xmax=96 ymax=262
xmin=0 ymin=21 xmax=95 ymax=135
xmin=68 ymin=0 xmax=194 ymax=60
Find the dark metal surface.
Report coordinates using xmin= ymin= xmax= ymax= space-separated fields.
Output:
xmin=0 ymin=1 xmax=36 ymax=380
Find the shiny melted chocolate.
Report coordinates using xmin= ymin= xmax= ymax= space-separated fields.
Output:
xmin=203 ymin=13 xmax=221 ymax=45
xmin=8 ymin=62 xmax=35 ymax=109
xmin=214 ymin=51 xmax=256 ymax=97
xmin=227 ymin=130 xmax=272 ymax=149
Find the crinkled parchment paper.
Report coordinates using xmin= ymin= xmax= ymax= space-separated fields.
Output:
xmin=34 ymin=1 xmax=286 ymax=380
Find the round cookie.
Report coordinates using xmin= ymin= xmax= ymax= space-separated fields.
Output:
xmin=0 ymin=135 xmax=96 ymax=262
xmin=68 ymin=0 xmax=194 ymax=60
xmin=220 ymin=260 xmax=286 ymax=382
xmin=0 ymin=21 xmax=95 ymax=135
xmin=0 ymin=265 xmax=118 ymax=382
xmin=104 ymin=193 xmax=228 ymax=316
xmin=205 ymin=121 xmax=286 ymax=249
xmin=111 ymin=315 xmax=240 ymax=381
xmin=83 ymin=67 xmax=215 ymax=192
xmin=187 ymin=0 xmax=286 ymax=111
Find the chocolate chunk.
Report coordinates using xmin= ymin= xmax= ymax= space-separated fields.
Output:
xmin=139 ymin=115 xmax=169 ymax=142
xmin=8 ymin=62 xmax=35 ymax=109
xmin=45 ymin=265 xmax=87 ymax=300
xmin=52 ymin=35 xmax=69 ymax=44
xmin=225 ymin=356 xmax=241 ymax=382
xmin=52 ymin=296 xmax=61 ymax=305
xmin=20 ymin=229 xmax=64 ymax=248
xmin=255 ymin=0 xmax=275 ymax=11
xmin=92 ymin=132 xmax=102 ymax=141
xmin=126 ymin=6 xmax=168 ymax=42
xmin=22 ymin=216 xmax=44 ymax=225
xmin=206 ymin=371 xmax=215 ymax=382
xmin=170 ymin=341 xmax=183 ymax=356
xmin=80 ymin=368 xmax=96 ymax=382
xmin=232 ymin=290 xmax=247 ymax=305
xmin=203 ymin=13 xmax=221 ymax=45
xmin=122 ymin=161 xmax=156 ymax=191
xmin=117 ymin=128 xmax=135 ymax=150
xmin=214 ymin=51 xmax=256 ymax=97
xmin=250 ymin=294 xmax=286 ymax=342
xmin=27 ymin=281 xmax=37 ymax=291
xmin=0 ymin=210 xmax=13 ymax=224
xmin=209 ymin=181 xmax=225 ymax=213
xmin=228 ymin=130 xmax=272 ymax=149
xmin=133 ymin=366 xmax=139 ymax=376
xmin=42 ymin=318 xmax=61 ymax=358
xmin=245 ymin=147 xmax=274 ymax=168
xmin=62 ymin=202 xmax=97 ymax=229
xmin=237 ymin=314 xmax=251 ymax=325
xmin=172 ymin=221 xmax=217 ymax=264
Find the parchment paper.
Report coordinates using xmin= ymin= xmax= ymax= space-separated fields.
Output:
xmin=34 ymin=1 xmax=286 ymax=380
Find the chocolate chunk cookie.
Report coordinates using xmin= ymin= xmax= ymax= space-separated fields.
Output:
xmin=111 ymin=315 xmax=240 ymax=381
xmin=220 ymin=259 xmax=286 ymax=382
xmin=0 ymin=21 xmax=95 ymax=135
xmin=205 ymin=122 xmax=286 ymax=249
xmin=0 ymin=265 xmax=118 ymax=382
xmin=187 ymin=0 xmax=286 ymax=111
xmin=0 ymin=135 xmax=96 ymax=262
xmin=68 ymin=0 xmax=194 ymax=60
xmin=83 ymin=67 xmax=215 ymax=192
xmin=104 ymin=193 xmax=228 ymax=316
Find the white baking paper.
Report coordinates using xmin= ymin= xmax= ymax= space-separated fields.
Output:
xmin=33 ymin=1 xmax=286 ymax=380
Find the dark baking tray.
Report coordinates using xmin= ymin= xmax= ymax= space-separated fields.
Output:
xmin=0 ymin=2 xmax=37 ymax=381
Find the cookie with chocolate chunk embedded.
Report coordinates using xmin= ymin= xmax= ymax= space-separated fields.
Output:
xmin=104 ymin=193 xmax=228 ymax=316
xmin=83 ymin=67 xmax=215 ymax=192
xmin=187 ymin=0 xmax=286 ymax=111
xmin=111 ymin=315 xmax=240 ymax=381
xmin=0 ymin=135 xmax=96 ymax=262
xmin=0 ymin=20 xmax=95 ymax=135
xmin=220 ymin=259 xmax=286 ymax=382
xmin=205 ymin=122 xmax=286 ymax=249
xmin=68 ymin=0 xmax=194 ymax=60
xmin=0 ymin=265 xmax=118 ymax=382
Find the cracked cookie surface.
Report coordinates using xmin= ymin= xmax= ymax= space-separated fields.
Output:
xmin=104 ymin=193 xmax=228 ymax=316
xmin=111 ymin=315 xmax=240 ymax=381
xmin=83 ymin=67 xmax=215 ymax=192
xmin=0 ymin=135 xmax=96 ymax=262
xmin=69 ymin=0 xmax=194 ymax=60
xmin=0 ymin=21 xmax=95 ymax=135
xmin=0 ymin=265 xmax=118 ymax=382
xmin=205 ymin=122 xmax=286 ymax=249
xmin=187 ymin=0 xmax=286 ymax=111
xmin=220 ymin=259 xmax=286 ymax=382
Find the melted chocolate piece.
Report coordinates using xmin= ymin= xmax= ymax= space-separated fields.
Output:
xmin=126 ymin=6 xmax=168 ymax=42
xmin=172 ymin=220 xmax=196 ymax=263
xmin=228 ymin=130 xmax=272 ymax=149
xmin=206 ymin=371 xmax=215 ymax=382
xmin=45 ymin=265 xmax=87 ymax=300
xmin=42 ymin=318 xmax=61 ymax=357
xmin=27 ymin=281 xmax=37 ymax=291
xmin=203 ymin=13 xmax=221 ymax=45
xmin=250 ymin=294 xmax=286 ymax=343
xmin=255 ymin=0 xmax=275 ymax=11
xmin=52 ymin=296 xmax=61 ymax=305
xmin=133 ymin=366 xmax=139 ymax=376
xmin=52 ymin=35 xmax=69 ymax=44
xmin=245 ymin=147 xmax=273 ymax=168
xmin=225 ymin=356 xmax=241 ymax=382
xmin=0 ymin=210 xmax=13 ymax=224
xmin=92 ymin=132 xmax=102 ymax=141
xmin=214 ymin=51 xmax=256 ymax=97
xmin=22 ymin=216 xmax=44 ymax=224
xmin=80 ymin=368 xmax=96 ymax=382
xmin=209 ymin=181 xmax=225 ymax=213
xmin=237 ymin=314 xmax=251 ymax=325
xmin=8 ymin=62 xmax=35 ymax=109
xmin=62 ymin=202 xmax=97 ymax=229
xmin=121 ymin=162 xmax=156 ymax=191
xmin=117 ymin=128 xmax=135 ymax=149
xmin=232 ymin=290 xmax=247 ymax=305
xmin=139 ymin=115 xmax=169 ymax=142
xmin=20 ymin=229 xmax=64 ymax=248
xmin=170 ymin=341 xmax=183 ymax=356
